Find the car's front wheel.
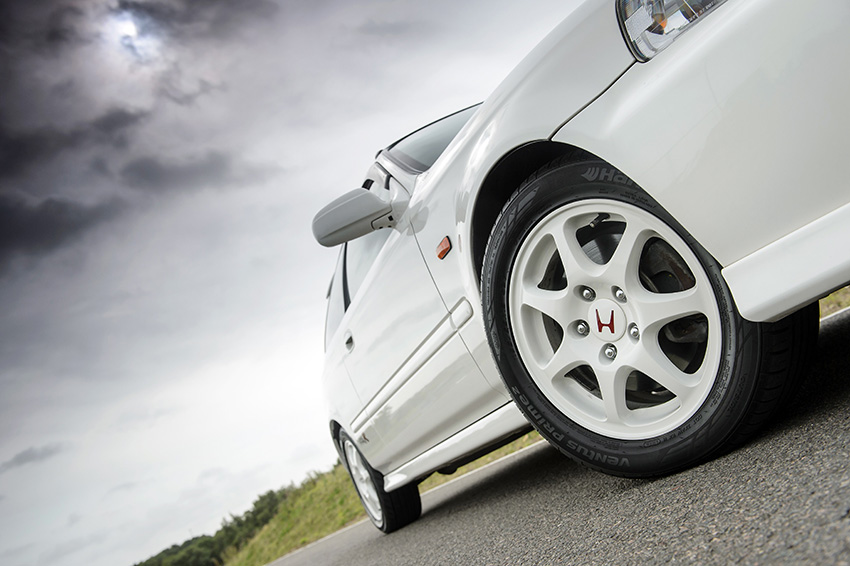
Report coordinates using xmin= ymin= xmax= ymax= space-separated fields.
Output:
xmin=340 ymin=431 xmax=421 ymax=532
xmin=482 ymin=157 xmax=816 ymax=477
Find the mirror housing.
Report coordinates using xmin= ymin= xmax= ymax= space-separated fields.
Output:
xmin=312 ymin=188 xmax=394 ymax=247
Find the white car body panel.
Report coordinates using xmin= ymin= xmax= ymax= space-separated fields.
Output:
xmin=321 ymin=0 xmax=850 ymax=492
xmin=328 ymin=179 xmax=506 ymax=471
xmin=408 ymin=0 xmax=634 ymax=394
xmin=349 ymin=296 xmax=506 ymax=472
xmin=325 ymin=0 xmax=635 ymax=482
xmin=383 ymin=401 xmax=528 ymax=492
xmin=364 ymin=317 xmax=506 ymax=472
xmin=723 ymin=202 xmax=850 ymax=322
xmin=552 ymin=0 xmax=850 ymax=320
xmin=323 ymin=252 xmax=366 ymax=428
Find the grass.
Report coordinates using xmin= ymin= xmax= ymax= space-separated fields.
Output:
xmin=418 ymin=430 xmax=541 ymax=493
xmin=223 ymin=430 xmax=541 ymax=566
xmin=819 ymin=285 xmax=850 ymax=317
xmin=226 ymin=287 xmax=850 ymax=566
xmin=223 ymin=463 xmax=365 ymax=566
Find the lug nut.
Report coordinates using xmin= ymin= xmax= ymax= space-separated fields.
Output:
xmin=576 ymin=321 xmax=590 ymax=336
xmin=603 ymin=344 xmax=617 ymax=360
xmin=614 ymin=287 xmax=627 ymax=302
xmin=629 ymin=323 xmax=640 ymax=340
xmin=581 ymin=287 xmax=596 ymax=301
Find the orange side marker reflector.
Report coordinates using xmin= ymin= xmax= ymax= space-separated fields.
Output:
xmin=436 ymin=236 xmax=452 ymax=260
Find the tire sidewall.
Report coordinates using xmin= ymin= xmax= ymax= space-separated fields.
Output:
xmin=482 ymin=160 xmax=761 ymax=476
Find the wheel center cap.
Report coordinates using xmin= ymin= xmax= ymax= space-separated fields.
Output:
xmin=587 ymin=299 xmax=627 ymax=341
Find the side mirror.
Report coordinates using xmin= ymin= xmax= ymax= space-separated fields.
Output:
xmin=312 ymin=188 xmax=395 ymax=247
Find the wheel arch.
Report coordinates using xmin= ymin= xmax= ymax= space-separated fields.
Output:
xmin=329 ymin=420 xmax=345 ymax=463
xmin=470 ymin=141 xmax=605 ymax=283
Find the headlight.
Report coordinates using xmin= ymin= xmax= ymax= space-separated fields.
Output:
xmin=617 ymin=0 xmax=728 ymax=61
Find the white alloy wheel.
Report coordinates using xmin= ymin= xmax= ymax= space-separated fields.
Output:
xmin=343 ymin=438 xmax=383 ymax=527
xmin=339 ymin=430 xmax=421 ymax=532
xmin=508 ymin=199 xmax=722 ymax=439
xmin=483 ymin=158 xmax=817 ymax=477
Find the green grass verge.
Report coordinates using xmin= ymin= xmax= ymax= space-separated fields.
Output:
xmin=228 ymin=288 xmax=850 ymax=566
xmin=223 ymin=464 xmax=365 ymax=566
xmin=223 ymin=430 xmax=541 ymax=566
xmin=819 ymin=285 xmax=850 ymax=317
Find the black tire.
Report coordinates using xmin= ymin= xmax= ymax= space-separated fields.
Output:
xmin=481 ymin=157 xmax=817 ymax=477
xmin=339 ymin=431 xmax=421 ymax=532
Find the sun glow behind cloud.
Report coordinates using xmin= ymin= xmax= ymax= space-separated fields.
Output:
xmin=106 ymin=11 xmax=160 ymax=60
xmin=113 ymin=14 xmax=138 ymax=38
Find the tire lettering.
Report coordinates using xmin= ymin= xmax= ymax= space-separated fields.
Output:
xmin=510 ymin=387 xmax=564 ymax=441
xmin=581 ymin=167 xmax=634 ymax=187
xmin=566 ymin=440 xmax=631 ymax=468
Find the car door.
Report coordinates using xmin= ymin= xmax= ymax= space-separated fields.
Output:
xmin=338 ymin=166 xmax=504 ymax=472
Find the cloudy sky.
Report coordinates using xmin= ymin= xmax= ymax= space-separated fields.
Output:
xmin=0 ymin=1 xmax=576 ymax=565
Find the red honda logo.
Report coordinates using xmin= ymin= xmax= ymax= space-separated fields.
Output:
xmin=596 ymin=310 xmax=615 ymax=334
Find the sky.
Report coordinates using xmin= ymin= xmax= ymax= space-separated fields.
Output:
xmin=0 ymin=1 xmax=577 ymax=565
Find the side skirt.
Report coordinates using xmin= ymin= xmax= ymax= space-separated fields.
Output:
xmin=382 ymin=402 xmax=530 ymax=492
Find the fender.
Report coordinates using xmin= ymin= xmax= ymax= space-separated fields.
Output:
xmin=400 ymin=0 xmax=633 ymax=389
xmin=551 ymin=0 xmax=850 ymax=321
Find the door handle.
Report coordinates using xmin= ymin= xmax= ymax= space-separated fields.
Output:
xmin=344 ymin=332 xmax=354 ymax=351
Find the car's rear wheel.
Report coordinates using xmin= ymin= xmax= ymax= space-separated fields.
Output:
xmin=482 ymin=158 xmax=817 ymax=476
xmin=340 ymin=431 xmax=421 ymax=532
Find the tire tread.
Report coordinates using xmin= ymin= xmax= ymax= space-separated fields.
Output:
xmin=726 ymin=303 xmax=819 ymax=447
xmin=380 ymin=483 xmax=421 ymax=534
xmin=339 ymin=431 xmax=422 ymax=533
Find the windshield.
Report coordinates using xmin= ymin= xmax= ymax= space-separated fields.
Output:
xmin=386 ymin=104 xmax=480 ymax=172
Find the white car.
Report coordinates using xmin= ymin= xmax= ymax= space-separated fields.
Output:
xmin=313 ymin=0 xmax=848 ymax=532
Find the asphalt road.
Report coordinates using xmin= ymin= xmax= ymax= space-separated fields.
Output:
xmin=273 ymin=310 xmax=850 ymax=566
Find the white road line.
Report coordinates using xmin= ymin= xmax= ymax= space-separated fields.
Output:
xmin=819 ymin=304 xmax=850 ymax=324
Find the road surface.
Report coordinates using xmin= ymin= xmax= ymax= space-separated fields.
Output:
xmin=273 ymin=309 xmax=850 ymax=565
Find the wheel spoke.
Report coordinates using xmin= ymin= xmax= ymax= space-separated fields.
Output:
xmin=601 ymin=217 xmax=654 ymax=284
xmin=541 ymin=339 xmax=586 ymax=377
xmin=639 ymin=286 xmax=707 ymax=329
xmin=547 ymin=219 xmax=598 ymax=280
xmin=628 ymin=339 xmax=696 ymax=399
xmin=596 ymin=365 xmax=629 ymax=424
xmin=519 ymin=282 xmax=569 ymax=326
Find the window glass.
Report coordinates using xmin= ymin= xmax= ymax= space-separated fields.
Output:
xmin=345 ymin=227 xmax=391 ymax=303
xmin=324 ymin=247 xmax=346 ymax=349
xmin=387 ymin=104 xmax=480 ymax=172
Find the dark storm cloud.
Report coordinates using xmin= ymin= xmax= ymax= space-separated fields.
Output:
xmin=115 ymin=0 xmax=279 ymax=41
xmin=91 ymin=108 xmax=148 ymax=138
xmin=0 ymin=108 xmax=149 ymax=179
xmin=160 ymin=74 xmax=223 ymax=106
xmin=0 ymin=443 xmax=65 ymax=475
xmin=157 ymin=64 xmax=225 ymax=106
xmin=121 ymin=152 xmax=278 ymax=192
xmin=0 ymin=1 xmax=90 ymax=55
xmin=44 ymin=4 xmax=88 ymax=51
xmin=0 ymin=193 xmax=124 ymax=264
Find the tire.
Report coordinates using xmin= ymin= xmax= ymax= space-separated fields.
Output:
xmin=481 ymin=157 xmax=817 ymax=477
xmin=340 ymin=431 xmax=421 ymax=532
